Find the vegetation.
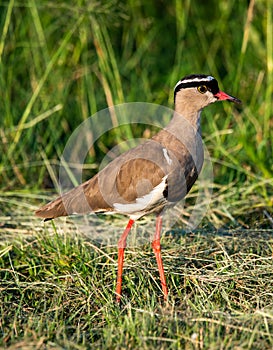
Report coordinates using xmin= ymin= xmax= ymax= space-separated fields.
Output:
xmin=0 ymin=0 xmax=273 ymax=348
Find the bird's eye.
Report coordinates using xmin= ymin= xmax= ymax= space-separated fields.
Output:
xmin=197 ymin=85 xmax=208 ymax=94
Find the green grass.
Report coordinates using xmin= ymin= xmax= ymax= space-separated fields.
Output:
xmin=1 ymin=216 xmax=273 ymax=349
xmin=1 ymin=0 xmax=273 ymax=348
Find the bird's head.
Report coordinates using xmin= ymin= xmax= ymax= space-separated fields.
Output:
xmin=174 ymin=74 xmax=241 ymax=111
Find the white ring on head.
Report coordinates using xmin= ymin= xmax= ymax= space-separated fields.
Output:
xmin=174 ymin=76 xmax=215 ymax=91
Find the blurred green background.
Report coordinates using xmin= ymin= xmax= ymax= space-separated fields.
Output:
xmin=0 ymin=0 xmax=272 ymax=218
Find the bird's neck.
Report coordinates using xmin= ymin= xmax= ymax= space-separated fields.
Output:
xmin=175 ymin=100 xmax=202 ymax=128
xmin=165 ymin=102 xmax=202 ymax=136
xmin=152 ymin=103 xmax=204 ymax=174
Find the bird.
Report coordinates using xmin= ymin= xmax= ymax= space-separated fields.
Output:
xmin=35 ymin=74 xmax=241 ymax=303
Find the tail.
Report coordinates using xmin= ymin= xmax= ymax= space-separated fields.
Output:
xmin=35 ymin=196 xmax=68 ymax=220
xmin=35 ymin=176 xmax=106 ymax=220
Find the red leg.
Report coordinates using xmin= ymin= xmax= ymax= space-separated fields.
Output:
xmin=116 ymin=218 xmax=134 ymax=303
xmin=151 ymin=215 xmax=168 ymax=300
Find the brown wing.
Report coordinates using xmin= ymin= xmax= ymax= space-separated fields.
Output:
xmin=36 ymin=140 xmax=170 ymax=220
xmin=35 ymin=132 xmax=203 ymax=220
